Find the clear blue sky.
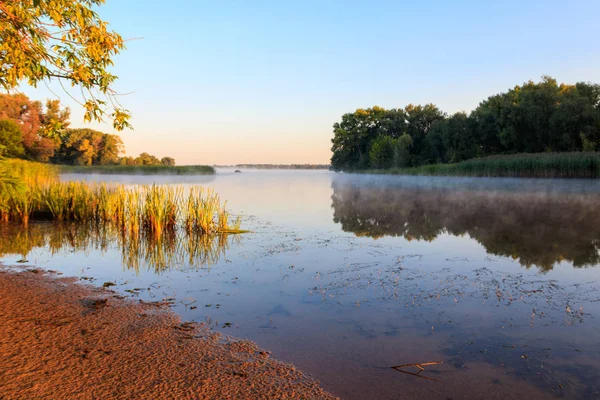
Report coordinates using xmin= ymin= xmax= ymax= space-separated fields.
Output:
xmin=23 ymin=0 xmax=600 ymax=165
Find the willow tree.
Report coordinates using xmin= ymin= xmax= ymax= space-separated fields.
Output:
xmin=0 ymin=0 xmax=131 ymax=130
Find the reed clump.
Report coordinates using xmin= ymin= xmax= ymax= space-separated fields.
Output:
xmin=367 ymin=152 xmax=600 ymax=179
xmin=60 ymin=164 xmax=215 ymax=175
xmin=0 ymin=160 xmax=244 ymax=236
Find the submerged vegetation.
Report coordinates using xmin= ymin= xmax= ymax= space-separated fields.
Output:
xmin=60 ymin=164 xmax=215 ymax=175
xmin=0 ymin=159 xmax=242 ymax=237
xmin=331 ymin=77 xmax=600 ymax=177
xmin=366 ymin=152 xmax=600 ymax=179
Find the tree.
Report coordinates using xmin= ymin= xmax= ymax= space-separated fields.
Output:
xmin=30 ymin=138 xmax=57 ymax=162
xmin=443 ymin=112 xmax=479 ymax=162
xmin=161 ymin=157 xmax=176 ymax=166
xmin=75 ymin=139 xmax=95 ymax=166
xmin=96 ymin=134 xmax=124 ymax=165
xmin=61 ymin=128 xmax=103 ymax=165
xmin=0 ymin=0 xmax=131 ymax=130
xmin=0 ymin=94 xmax=71 ymax=161
xmin=0 ymin=93 xmax=41 ymax=151
xmin=135 ymin=152 xmax=161 ymax=165
xmin=38 ymin=100 xmax=71 ymax=142
xmin=0 ymin=119 xmax=24 ymax=157
xmin=118 ymin=156 xmax=135 ymax=165
xmin=331 ymin=76 xmax=600 ymax=171
xmin=369 ymin=136 xmax=396 ymax=169
xmin=395 ymin=133 xmax=413 ymax=167
xmin=404 ymin=104 xmax=446 ymax=165
xmin=331 ymin=107 xmax=407 ymax=171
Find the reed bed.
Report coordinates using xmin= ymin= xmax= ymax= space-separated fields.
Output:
xmin=367 ymin=152 xmax=600 ymax=179
xmin=0 ymin=160 xmax=244 ymax=237
xmin=60 ymin=164 xmax=215 ymax=175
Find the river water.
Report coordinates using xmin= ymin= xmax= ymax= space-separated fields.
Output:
xmin=2 ymin=170 xmax=600 ymax=399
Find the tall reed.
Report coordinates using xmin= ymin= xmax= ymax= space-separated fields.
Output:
xmin=368 ymin=152 xmax=600 ymax=179
xmin=0 ymin=159 xmax=244 ymax=237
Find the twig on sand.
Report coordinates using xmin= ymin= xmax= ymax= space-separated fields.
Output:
xmin=391 ymin=361 xmax=444 ymax=382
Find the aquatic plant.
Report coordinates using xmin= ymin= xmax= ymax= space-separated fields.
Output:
xmin=60 ymin=164 xmax=215 ymax=175
xmin=366 ymin=152 xmax=600 ymax=179
xmin=0 ymin=160 xmax=244 ymax=237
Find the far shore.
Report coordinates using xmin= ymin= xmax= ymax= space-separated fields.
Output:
xmin=59 ymin=164 xmax=216 ymax=175
xmin=0 ymin=267 xmax=337 ymax=400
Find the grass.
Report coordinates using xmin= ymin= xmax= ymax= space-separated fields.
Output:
xmin=364 ymin=152 xmax=600 ymax=179
xmin=0 ymin=160 xmax=244 ymax=238
xmin=59 ymin=164 xmax=215 ymax=175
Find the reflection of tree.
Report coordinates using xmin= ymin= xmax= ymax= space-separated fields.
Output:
xmin=331 ymin=180 xmax=600 ymax=271
xmin=0 ymin=223 xmax=232 ymax=274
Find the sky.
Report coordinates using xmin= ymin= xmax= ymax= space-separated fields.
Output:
xmin=22 ymin=0 xmax=600 ymax=165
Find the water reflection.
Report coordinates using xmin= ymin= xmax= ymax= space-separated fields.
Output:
xmin=0 ymin=223 xmax=234 ymax=273
xmin=331 ymin=176 xmax=600 ymax=271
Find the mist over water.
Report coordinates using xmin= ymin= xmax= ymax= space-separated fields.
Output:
xmin=331 ymin=174 xmax=600 ymax=270
xmin=3 ymin=170 xmax=600 ymax=399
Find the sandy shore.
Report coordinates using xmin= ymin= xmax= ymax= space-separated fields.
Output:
xmin=0 ymin=268 xmax=338 ymax=400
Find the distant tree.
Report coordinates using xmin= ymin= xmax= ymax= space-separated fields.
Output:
xmin=0 ymin=94 xmax=71 ymax=161
xmin=75 ymin=139 xmax=95 ymax=166
xmin=0 ymin=0 xmax=131 ymax=130
xmin=395 ymin=133 xmax=413 ymax=167
xmin=161 ymin=157 xmax=176 ymax=166
xmin=118 ymin=156 xmax=136 ymax=165
xmin=369 ymin=136 xmax=396 ymax=169
xmin=38 ymin=100 xmax=71 ymax=142
xmin=96 ymin=134 xmax=124 ymax=165
xmin=404 ymin=104 xmax=446 ymax=165
xmin=331 ymin=76 xmax=600 ymax=171
xmin=331 ymin=106 xmax=406 ymax=171
xmin=427 ymin=121 xmax=447 ymax=164
xmin=443 ymin=112 xmax=479 ymax=163
xmin=135 ymin=152 xmax=161 ymax=165
xmin=0 ymin=93 xmax=41 ymax=153
xmin=30 ymin=138 xmax=58 ymax=162
xmin=0 ymin=120 xmax=24 ymax=157
xmin=61 ymin=128 xmax=103 ymax=165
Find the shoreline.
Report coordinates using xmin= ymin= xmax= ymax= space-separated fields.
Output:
xmin=0 ymin=267 xmax=337 ymax=400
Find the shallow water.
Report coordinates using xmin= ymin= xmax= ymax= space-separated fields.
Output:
xmin=2 ymin=170 xmax=600 ymax=399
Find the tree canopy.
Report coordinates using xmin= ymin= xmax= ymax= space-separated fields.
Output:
xmin=0 ymin=0 xmax=131 ymax=130
xmin=331 ymin=77 xmax=600 ymax=171
xmin=0 ymin=119 xmax=24 ymax=157
xmin=0 ymin=93 xmax=174 ymax=166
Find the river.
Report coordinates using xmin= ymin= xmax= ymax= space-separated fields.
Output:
xmin=2 ymin=169 xmax=600 ymax=399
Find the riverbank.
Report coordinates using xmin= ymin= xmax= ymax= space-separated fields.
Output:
xmin=360 ymin=152 xmax=600 ymax=179
xmin=0 ymin=268 xmax=337 ymax=400
xmin=59 ymin=164 xmax=215 ymax=175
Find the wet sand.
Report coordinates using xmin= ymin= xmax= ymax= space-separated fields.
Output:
xmin=0 ymin=268 xmax=337 ymax=400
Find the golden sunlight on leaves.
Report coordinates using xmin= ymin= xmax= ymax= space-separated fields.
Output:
xmin=0 ymin=0 xmax=131 ymax=130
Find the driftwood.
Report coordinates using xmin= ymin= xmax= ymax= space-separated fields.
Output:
xmin=391 ymin=361 xmax=444 ymax=382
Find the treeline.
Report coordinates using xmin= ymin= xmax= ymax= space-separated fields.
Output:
xmin=0 ymin=94 xmax=175 ymax=166
xmin=330 ymin=76 xmax=600 ymax=171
